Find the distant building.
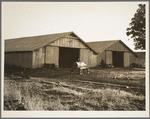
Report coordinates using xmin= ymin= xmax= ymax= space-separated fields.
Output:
xmin=135 ymin=52 xmax=145 ymax=67
xmin=5 ymin=32 xmax=97 ymax=68
xmin=87 ymin=40 xmax=138 ymax=67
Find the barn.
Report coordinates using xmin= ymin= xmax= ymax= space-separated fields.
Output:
xmin=87 ymin=40 xmax=138 ymax=67
xmin=5 ymin=32 xmax=98 ymax=69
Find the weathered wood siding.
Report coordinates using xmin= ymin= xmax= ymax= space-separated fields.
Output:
xmin=31 ymin=36 xmax=98 ymax=68
xmin=130 ymin=53 xmax=137 ymax=65
xmin=50 ymin=37 xmax=87 ymax=48
xmin=80 ymin=49 xmax=89 ymax=65
xmin=107 ymin=41 xmax=128 ymax=51
xmin=88 ymin=50 xmax=97 ymax=67
xmin=48 ymin=37 xmax=98 ymax=68
xmin=80 ymin=49 xmax=97 ymax=67
xmin=45 ymin=46 xmax=59 ymax=67
xmin=32 ymin=47 xmax=45 ymax=68
xmin=124 ymin=52 xmax=130 ymax=67
xmin=97 ymin=51 xmax=105 ymax=65
xmin=136 ymin=59 xmax=145 ymax=67
xmin=106 ymin=51 xmax=112 ymax=65
xmin=105 ymin=41 xmax=137 ymax=67
xmin=5 ymin=52 xmax=32 ymax=68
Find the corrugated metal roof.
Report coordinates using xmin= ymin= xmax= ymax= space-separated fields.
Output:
xmin=135 ymin=52 xmax=145 ymax=59
xmin=86 ymin=40 xmax=119 ymax=53
xmin=5 ymin=32 xmax=97 ymax=54
xmin=87 ymin=40 xmax=137 ymax=57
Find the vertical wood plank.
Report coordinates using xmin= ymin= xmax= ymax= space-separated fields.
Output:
xmin=124 ymin=52 xmax=130 ymax=67
xmin=106 ymin=51 xmax=112 ymax=65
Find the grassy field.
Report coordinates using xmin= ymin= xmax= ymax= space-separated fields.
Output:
xmin=4 ymin=67 xmax=145 ymax=111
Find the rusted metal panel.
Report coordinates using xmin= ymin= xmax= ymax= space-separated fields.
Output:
xmin=107 ymin=41 xmax=128 ymax=51
xmin=106 ymin=51 xmax=112 ymax=65
xmin=49 ymin=37 xmax=87 ymax=49
xmin=124 ymin=52 xmax=130 ymax=67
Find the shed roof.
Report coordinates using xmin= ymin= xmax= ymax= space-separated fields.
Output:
xmin=5 ymin=32 xmax=97 ymax=54
xmin=86 ymin=40 xmax=119 ymax=53
xmin=87 ymin=40 xmax=137 ymax=57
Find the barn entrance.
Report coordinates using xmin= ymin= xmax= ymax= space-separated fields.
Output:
xmin=59 ymin=47 xmax=80 ymax=68
xmin=113 ymin=51 xmax=124 ymax=67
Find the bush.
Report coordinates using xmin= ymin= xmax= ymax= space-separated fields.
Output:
xmin=5 ymin=64 xmax=24 ymax=74
xmin=99 ymin=60 xmax=109 ymax=68
xmin=130 ymin=63 xmax=142 ymax=68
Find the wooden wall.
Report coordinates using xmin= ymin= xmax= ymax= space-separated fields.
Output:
xmin=124 ymin=52 xmax=130 ymax=67
xmin=48 ymin=37 xmax=98 ymax=68
xmin=45 ymin=46 xmax=59 ymax=67
xmin=30 ymin=36 xmax=98 ymax=68
xmin=97 ymin=51 xmax=105 ymax=65
xmin=136 ymin=59 xmax=145 ymax=67
xmin=80 ymin=48 xmax=97 ymax=68
xmin=50 ymin=37 xmax=87 ymax=48
xmin=130 ymin=53 xmax=137 ymax=65
xmin=107 ymin=41 xmax=128 ymax=51
xmin=106 ymin=51 xmax=112 ymax=65
xmin=88 ymin=50 xmax=97 ymax=67
xmin=32 ymin=48 xmax=45 ymax=68
xmin=105 ymin=41 xmax=136 ymax=67
xmin=5 ymin=52 xmax=32 ymax=68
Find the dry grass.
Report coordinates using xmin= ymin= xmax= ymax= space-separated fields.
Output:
xmin=4 ymin=76 xmax=145 ymax=111
xmin=4 ymin=66 xmax=145 ymax=110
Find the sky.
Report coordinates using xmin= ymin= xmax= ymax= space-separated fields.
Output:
xmin=2 ymin=2 xmax=148 ymax=51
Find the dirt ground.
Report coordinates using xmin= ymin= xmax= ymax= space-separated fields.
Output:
xmin=4 ymin=67 xmax=145 ymax=111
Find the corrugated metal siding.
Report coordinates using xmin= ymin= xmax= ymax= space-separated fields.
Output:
xmin=106 ymin=51 xmax=112 ymax=65
xmin=5 ymin=52 xmax=32 ymax=68
xmin=50 ymin=37 xmax=87 ymax=48
xmin=124 ymin=52 xmax=130 ymax=67
xmin=45 ymin=46 xmax=59 ymax=67
xmin=32 ymin=48 xmax=45 ymax=68
xmin=106 ymin=41 xmax=128 ymax=51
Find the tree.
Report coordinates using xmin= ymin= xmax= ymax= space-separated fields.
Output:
xmin=126 ymin=4 xmax=145 ymax=50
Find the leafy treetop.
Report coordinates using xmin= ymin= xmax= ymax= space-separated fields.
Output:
xmin=126 ymin=4 xmax=145 ymax=50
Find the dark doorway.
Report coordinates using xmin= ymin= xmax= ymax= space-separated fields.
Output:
xmin=59 ymin=47 xmax=80 ymax=68
xmin=113 ymin=51 xmax=124 ymax=67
